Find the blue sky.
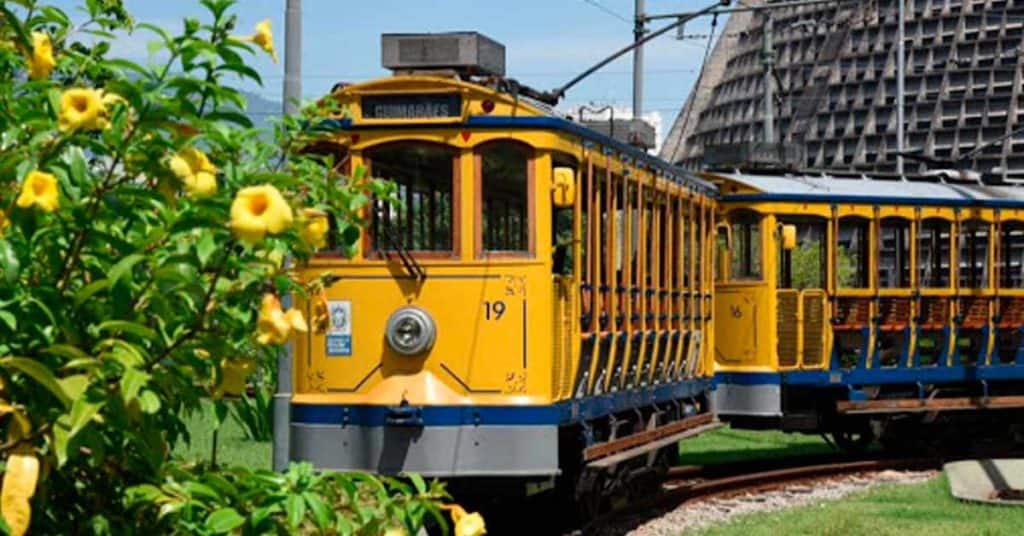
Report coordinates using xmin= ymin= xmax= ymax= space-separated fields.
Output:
xmin=53 ymin=0 xmax=724 ymax=141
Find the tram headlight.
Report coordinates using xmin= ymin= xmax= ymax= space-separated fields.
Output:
xmin=385 ymin=306 xmax=436 ymax=356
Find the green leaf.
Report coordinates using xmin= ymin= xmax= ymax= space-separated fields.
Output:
xmin=303 ymin=492 xmax=332 ymax=529
xmin=407 ymin=473 xmax=427 ymax=495
xmin=58 ymin=374 xmax=90 ymax=401
xmin=0 ymin=310 xmax=15 ymax=331
xmin=108 ymin=254 xmax=146 ymax=287
xmin=74 ymin=279 xmax=110 ymax=308
xmin=138 ymin=390 xmax=161 ymax=414
xmin=67 ymin=146 xmax=89 ymax=186
xmin=45 ymin=344 xmax=91 ymax=362
xmin=52 ymin=418 xmax=70 ymax=467
xmin=120 ymin=367 xmax=150 ymax=401
xmin=96 ymin=320 xmax=158 ymax=341
xmin=196 ymin=232 xmax=217 ymax=267
xmin=205 ymin=507 xmax=245 ymax=534
xmin=285 ymin=494 xmax=306 ymax=529
xmin=0 ymin=241 xmax=20 ymax=286
xmin=185 ymin=482 xmax=221 ymax=502
xmin=68 ymin=397 xmax=103 ymax=439
xmin=2 ymin=357 xmax=70 ymax=408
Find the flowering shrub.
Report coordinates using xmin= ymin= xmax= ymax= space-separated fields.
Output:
xmin=0 ymin=0 xmax=485 ymax=533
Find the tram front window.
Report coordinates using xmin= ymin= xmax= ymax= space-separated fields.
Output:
xmin=730 ymin=211 xmax=762 ymax=281
xmin=366 ymin=142 xmax=456 ymax=253
xmin=480 ymin=141 xmax=532 ymax=254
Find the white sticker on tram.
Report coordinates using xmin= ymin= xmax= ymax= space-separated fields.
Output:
xmin=326 ymin=300 xmax=352 ymax=357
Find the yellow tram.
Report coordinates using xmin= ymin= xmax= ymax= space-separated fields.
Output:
xmin=281 ymin=33 xmax=719 ymax=506
xmin=706 ymin=169 xmax=1024 ymax=450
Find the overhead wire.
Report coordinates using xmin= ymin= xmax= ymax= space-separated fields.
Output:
xmin=581 ymin=0 xmax=632 ymax=24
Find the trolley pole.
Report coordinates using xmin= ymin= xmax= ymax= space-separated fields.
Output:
xmin=633 ymin=0 xmax=645 ymax=119
xmin=896 ymin=0 xmax=905 ymax=175
xmin=762 ymin=14 xmax=775 ymax=143
xmin=274 ymin=0 xmax=301 ymax=472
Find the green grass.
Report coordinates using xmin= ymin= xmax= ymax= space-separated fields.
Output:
xmin=677 ymin=426 xmax=836 ymax=465
xmin=694 ymin=474 xmax=1024 ymax=536
xmin=173 ymin=404 xmax=272 ymax=470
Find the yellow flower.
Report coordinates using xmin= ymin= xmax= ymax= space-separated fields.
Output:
xmin=444 ymin=505 xmax=486 ymax=536
xmin=299 ymin=208 xmax=329 ymax=250
xmin=216 ymin=358 xmax=255 ymax=398
xmin=25 ymin=31 xmax=55 ymax=81
xmin=168 ymin=148 xmax=217 ymax=197
xmin=383 ymin=527 xmax=408 ymax=536
xmin=256 ymin=293 xmax=307 ymax=345
xmin=237 ymin=19 xmax=277 ymax=63
xmin=311 ymin=288 xmax=329 ymax=333
xmin=285 ymin=309 xmax=308 ymax=333
xmin=230 ymin=185 xmax=294 ymax=245
xmin=16 ymin=171 xmax=59 ymax=213
xmin=58 ymin=88 xmax=107 ymax=132
xmin=1 ymin=451 xmax=39 ymax=536
xmin=257 ymin=293 xmax=291 ymax=345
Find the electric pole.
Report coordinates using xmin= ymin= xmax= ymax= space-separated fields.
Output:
xmin=762 ymin=14 xmax=775 ymax=144
xmin=633 ymin=0 xmax=645 ymax=119
xmin=275 ymin=0 xmax=301 ymax=473
xmin=897 ymin=0 xmax=905 ymax=175
xmin=283 ymin=0 xmax=302 ymax=115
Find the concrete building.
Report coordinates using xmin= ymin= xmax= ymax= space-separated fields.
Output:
xmin=661 ymin=0 xmax=1024 ymax=178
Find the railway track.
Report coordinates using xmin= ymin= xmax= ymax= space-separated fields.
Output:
xmin=573 ymin=455 xmax=943 ymax=536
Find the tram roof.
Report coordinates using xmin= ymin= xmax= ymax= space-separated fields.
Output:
xmin=707 ymin=170 xmax=1024 ymax=208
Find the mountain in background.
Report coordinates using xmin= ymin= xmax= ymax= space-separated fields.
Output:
xmin=242 ymin=90 xmax=282 ymax=133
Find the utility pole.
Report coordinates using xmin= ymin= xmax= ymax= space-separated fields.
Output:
xmin=283 ymin=0 xmax=302 ymax=115
xmin=896 ymin=0 xmax=905 ymax=175
xmin=633 ymin=0 xmax=645 ymax=119
xmin=275 ymin=0 xmax=301 ymax=473
xmin=762 ymin=14 xmax=775 ymax=143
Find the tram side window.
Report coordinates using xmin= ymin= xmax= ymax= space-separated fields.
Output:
xmin=837 ymin=218 xmax=870 ymax=288
xmin=918 ymin=218 xmax=951 ymax=287
xmin=367 ymin=142 xmax=455 ymax=253
xmin=879 ymin=218 xmax=911 ymax=288
xmin=1002 ymin=222 xmax=1024 ymax=288
xmin=778 ymin=218 xmax=826 ymax=289
xmin=480 ymin=141 xmax=532 ymax=253
xmin=958 ymin=220 xmax=989 ymax=288
xmin=730 ymin=211 xmax=762 ymax=281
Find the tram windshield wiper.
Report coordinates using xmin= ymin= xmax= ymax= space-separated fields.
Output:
xmin=376 ymin=214 xmax=427 ymax=281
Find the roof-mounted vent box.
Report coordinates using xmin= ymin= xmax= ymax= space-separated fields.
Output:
xmin=382 ymin=32 xmax=506 ymax=77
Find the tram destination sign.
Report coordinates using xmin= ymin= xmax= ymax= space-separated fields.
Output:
xmin=361 ymin=94 xmax=462 ymax=119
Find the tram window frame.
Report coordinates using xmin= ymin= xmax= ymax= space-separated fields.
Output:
xmin=958 ymin=219 xmax=990 ymax=289
xmin=777 ymin=217 xmax=828 ymax=290
xmin=475 ymin=140 xmax=535 ymax=258
xmin=301 ymin=143 xmax=351 ymax=255
xmin=1001 ymin=221 xmax=1024 ymax=289
xmin=879 ymin=217 xmax=912 ymax=289
xmin=364 ymin=141 xmax=459 ymax=259
xmin=837 ymin=217 xmax=871 ymax=289
xmin=917 ymin=218 xmax=952 ymax=288
xmin=728 ymin=210 xmax=763 ymax=281
xmin=551 ymin=153 xmax=578 ymax=276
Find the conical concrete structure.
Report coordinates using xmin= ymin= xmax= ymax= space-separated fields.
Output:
xmin=661 ymin=0 xmax=1024 ymax=178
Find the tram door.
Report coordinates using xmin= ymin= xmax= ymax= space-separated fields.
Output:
xmin=776 ymin=217 xmax=829 ymax=369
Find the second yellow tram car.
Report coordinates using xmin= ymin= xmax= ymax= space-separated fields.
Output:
xmin=280 ymin=33 xmax=719 ymax=508
xmin=706 ymin=169 xmax=1024 ymax=451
